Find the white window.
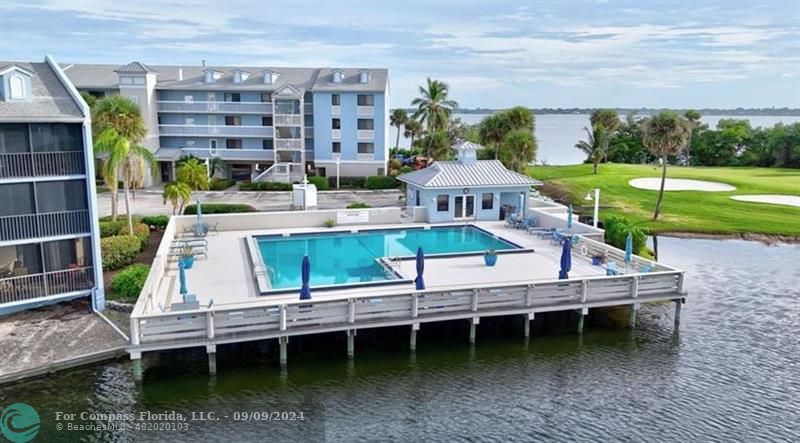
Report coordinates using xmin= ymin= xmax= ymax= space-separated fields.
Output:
xmin=185 ymin=118 xmax=194 ymax=125
xmin=133 ymin=77 xmax=145 ymax=85
xmin=359 ymin=71 xmax=370 ymax=83
xmin=8 ymin=75 xmax=25 ymax=99
xmin=184 ymin=95 xmax=194 ymax=102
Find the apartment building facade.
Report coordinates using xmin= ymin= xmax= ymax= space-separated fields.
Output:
xmin=0 ymin=56 xmax=105 ymax=315
xmin=63 ymin=62 xmax=389 ymax=184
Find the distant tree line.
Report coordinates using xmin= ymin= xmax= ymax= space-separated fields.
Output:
xmin=397 ymin=107 xmax=800 ymax=116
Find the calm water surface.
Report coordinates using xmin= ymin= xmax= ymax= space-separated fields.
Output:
xmin=391 ymin=114 xmax=800 ymax=165
xmin=2 ymin=238 xmax=798 ymax=442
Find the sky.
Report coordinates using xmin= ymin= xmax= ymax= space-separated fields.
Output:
xmin=1 ymin=0 xmax=799 ymax=109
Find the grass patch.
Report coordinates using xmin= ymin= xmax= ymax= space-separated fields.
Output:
xmin=529 ymin=164 xmax=800 ymax=236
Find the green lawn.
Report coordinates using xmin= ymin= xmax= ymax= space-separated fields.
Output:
xmin=528 ymin=164 xmax=800 ymax=236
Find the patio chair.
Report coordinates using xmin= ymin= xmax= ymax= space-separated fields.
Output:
xmin=606 ymin=261 xmax=619 ymax=276
xmin=518 ymin=216 xmax=535 ymax=230
xmin=505 ymin=213 xmax=519 ymax=228
xmin=534 ymin=227 xmax=556 ymax=239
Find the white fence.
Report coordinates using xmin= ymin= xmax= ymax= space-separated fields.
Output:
xmin=0 ymin=210 xmax=90 ymax=242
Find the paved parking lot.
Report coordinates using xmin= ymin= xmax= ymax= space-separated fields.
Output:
xmin=97 ymin=189 xmax=404 ymax=216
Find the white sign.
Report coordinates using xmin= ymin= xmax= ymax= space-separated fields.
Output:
xmin=337 ymin=210 xmax=369 ymax=224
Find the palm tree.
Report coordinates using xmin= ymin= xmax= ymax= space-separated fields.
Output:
xmin=94 ymin=127 xmax=155 ymax=234
xmin=177 ymin=157 xmax=211 ymax=191
xmin=390 ymin=109 xmax=408 ymax=153
xmin=403 ymin=119 xmax=422 ymax=150
xmin=499 ymin=128 xmax=537 ymax=173
xmin=683 ymin=109 xmax=702 ymax=165
xmin=92 ymin=95 xmax=147 ymax=222
xmin=208 ymin=157 xmax=226 ymax=178
xmin=575 ymin=125 xmax=608 ymax=174
xmin=479 ymin=114 xmax=506 ymax=160
xmin=642 ymin=111 xmax=691 ymax=221
xmin=411 ymin=78 xmax=458 ymax=158
xmin=163 ymin=181 xmax=192 ymax=215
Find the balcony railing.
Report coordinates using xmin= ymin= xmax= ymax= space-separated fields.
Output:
xmin=0 ymin=266 xmax=95 ymax=305
xmin=0 ymin=210 xmax=91 ymax=242
xmin=0 ymin=151 xmax=86 ymax=179
xmin=331 ymin=129 xmax=341 ymax=140
xmin=357 ymin=106 xmax=375 ymax=117
xmin=357 ymin=130 xmax=375 ymax=140
xmin=274 ymin=114 xmax=302 ymax=126
xmin=275 ymin=139 xmax=303 ymax=150
xmin=304 ymin=103 xmax=313 ymax=115
xmin=331 ymin=105 xmax=341 ymax=116
xmin=157 ymin=101 xmax=272 ymax=114
xmin=158 ymin=125 xmax=273 ymax=138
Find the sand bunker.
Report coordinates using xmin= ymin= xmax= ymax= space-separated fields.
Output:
xmin=730 ymin=195 xmax=800 ymax=208
xmin=629 ymin=178 xmax=736 ymax=192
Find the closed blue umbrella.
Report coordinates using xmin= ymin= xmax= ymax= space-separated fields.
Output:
xmin=300 ymin=255 xmax=311 ymax=300
xmin=196 ymin=199 xmax=202 ymax=221
xmin=179 ymin=258 xmax=188 ymax=300
xmin=415 ymin=247 xmax=425 ymax=290
xmin=624 ymin=232 xmax=633 ymax=266
xmin=558 ymin=237 xmax=571 ymax=280
xmin=566 ymin=204 xmax=573 ymax=229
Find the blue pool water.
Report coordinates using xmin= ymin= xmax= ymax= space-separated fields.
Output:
xmin=257 ymin=225 xmax=519 ymax=290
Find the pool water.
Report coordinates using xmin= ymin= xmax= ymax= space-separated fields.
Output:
xmin=257 ymin=225 xmax=519 ymax=290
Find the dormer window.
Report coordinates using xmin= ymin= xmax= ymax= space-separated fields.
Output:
xmin=358 ymin=71 xmax=371 ymax=84
xmin=262 ymin=70 xmax=279 ymax=85
xmin=232 ymin=69 xmax=251 ymax=84
xmin=203 ymin=69 xmax=223 ymax=84
xmin=9 ymin=75 xmax=25 ymax=99
xmin=332 ymin=70 xmax=345 ymax=83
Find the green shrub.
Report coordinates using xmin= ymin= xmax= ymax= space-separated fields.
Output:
xmin=323 ymin=218 xmax=336 ymax=228
xmin=239 ymin=181 xmax=293 ymax=191
xmin=327 ymin=176 xmax=366 ymax=189
xmin=110 ymin=264 xmax=150 ymax=301
xmin=365 ymin=175 xmax=399 ymax=189
xmin=183 ymin=203 xmax=257 ymax=214
xmin=307 ymin=176 xmax=329 ymax=190
xmin=131 ymin=223 xmax=150 ymax=250
xmin=141 ymin=215 xmax=170 ymax=229
xmin=604 ymin=216 xmax=648 ymax=255
xmin=347 ymin=202 xmax=371 ymax=209
xmin=99 ymin=220 xmax=127 ymax=237
xmin=101 ymin=235 xmax=141 ymax=270
xmin=399 ymin=165 xmax=414 ymax=174
xmin=209 ymin=178 xmax=236 ymax=191
xmin=99 ymin=215 xmax=142 ymax=223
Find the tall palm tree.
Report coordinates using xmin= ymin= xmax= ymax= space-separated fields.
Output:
xmin=574 ymin=125 xmax=608 ymax=174
xmin=403 ymin=119 xmax=422 ymax=150
xmin=163 ymin=181 xmax=192 ymax=215
xmin=683 ymin=109 xmax=702 ymax=165
xmin=92 ymin=96 xmax=147 ymax=222
xmin=642 ymin=112 xmax=691 ymax=221
xmin=479 ymin=114 xmax=506 ymax=160
xmin=499 ymin=128 xmax=537 ymax=173
xmin=390 ymin=109 xmax=408 ymax=153
xmin=208 ymin=157 xmax=226 ymax=178
xmin=94 ymin=127 xmax=155 ymax=234
xmin=176 ymin=157 xmax=211 ymax=191
xmin=411 ymin=78 xmax=458 ymax=158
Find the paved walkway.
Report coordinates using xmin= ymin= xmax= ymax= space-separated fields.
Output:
xmin=98 ymin=189 xmax=403 ymax=216
xmin=0 ymin=300 xmax=128 ymax=384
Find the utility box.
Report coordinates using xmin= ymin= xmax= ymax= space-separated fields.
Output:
xmin=292 ymin=182 xmax=317 ymax=210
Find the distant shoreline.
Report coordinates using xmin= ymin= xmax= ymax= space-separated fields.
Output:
xmin=398 ymin=108 xmax=800 ymax=117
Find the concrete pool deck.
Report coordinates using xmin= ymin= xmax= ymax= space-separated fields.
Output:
xmin=157 ymin=222 xmax=617 ymax=310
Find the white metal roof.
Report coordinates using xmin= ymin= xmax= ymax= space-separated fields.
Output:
xmin=397 ymin=160 xmax=541 ymax=188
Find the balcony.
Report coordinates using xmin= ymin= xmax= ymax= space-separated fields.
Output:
xmin=331 ymin=129 xmax=341 ymax=140
xmin=357 ymin=106 xmax=375 ymax=117
xmin=158 ymin=125 xmax=273 ymax=138
xmin=0 ymin=266 xmax=95 ymax=304
xmin=275 ymin=139 xmax=303 ymax=150
xmin=157 ymin=101 xmax=272 ymax=114
xmin=274 ymin=114 xmax=302 ymax=126
xmin=304 ymin=128 xmax=314 ymax=139
xmin=357 ymin=130 xmax=374 ymax=140
xmin=331 ymin=105 xmax=341 ymax=116
xmin=0 ymin=210 xmax=91 ymax=242
xmin=157 ymin=148 xmax=274 ymax=162
xmin=304 ymin=103 xmax=313 ymax=115
xmin=0 ymin=152 xmax=86 ymax=179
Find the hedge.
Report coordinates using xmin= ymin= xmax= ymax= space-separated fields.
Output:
xmin=209 ymin=178 xmax=236 ymax=191
xmin=101 ymin=235 xmax=141 ymax=270
xmin=307 ymin=176 xmax=329 ymax=190
xmin=239 ymin=181 xmax=293 ymax=191
xmin=141 ymin=215 xmax=170 ymax=229
xmin=110 ymin=264 xmax=150 ymax=301
xmin=326 ymin=176 xmax=366 ymax=189
xmin=347 ymin=202 xmax=371 ymax=209
xmin=365 ymin=176 xmax=399 ymax=189
xmin=99 ymin=220 xmax=150 ymax=248
xmin=131 ymin=223 xmax=150 ymax=250
xmin=184 ymin=203 xmax=257 ymax=214
xmin=604 ymin=216 xmax=648 ymax=255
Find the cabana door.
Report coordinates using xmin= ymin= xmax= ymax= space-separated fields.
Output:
xmin=454 ymin=195 xmax=475 ymax=220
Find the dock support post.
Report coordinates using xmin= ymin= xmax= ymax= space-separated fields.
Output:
xmin=346 ymin=330 xmax=355 ymax=359
xmin=577 ymin=308 xmax=587 ymax=334
xmin=279 ymin=336 xmax=288 ymax=367
xmin=469 ymin=317 xmax=479 ymax=344
xmin=523 ymin=312 xmax=534 ymax=338
xmin=207 ymin=345 xmax=217 ymax=376
xmin=629 ymin=304 xmax=639 ymax=329
xmin=674 ymin=300 xmax=682 ymax=329
xmin=410 ymin=323 xmax=419 ymax=351
xmin=131 ymin=352 xmax=142 ymax=382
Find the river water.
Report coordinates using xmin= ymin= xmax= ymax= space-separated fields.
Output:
xmin=390 ymin=114 xmax=800 ymax=165
xmin=1 ymin=237 xmax=798 ymax=442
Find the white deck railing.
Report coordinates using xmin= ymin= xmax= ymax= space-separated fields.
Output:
xmin=0 ymin=151 xmax=85 ymax=178
xmin=0 ymin=266 xmax=95 ymax=305
xmin=274 ymin=114 xmax=302 ymax=126
xmin=0 ymin=210 xmax=91 ymax=242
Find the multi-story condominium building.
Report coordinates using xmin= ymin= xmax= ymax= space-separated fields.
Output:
xmin=0 ymin=56 xmax=105 ymax=315
xmin=62 ymin=62 xmax=389 ymax=184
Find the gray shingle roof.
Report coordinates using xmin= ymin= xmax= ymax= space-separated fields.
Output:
xmin=0 ymin=61 xmax=84 ymax=121
xmin=62 ymin=63 xmax=388 ymax=93
xmin=115 ymin=61 xmax=155 ymax=73
xmin=397 ymin=160 xmax=542 ymax=188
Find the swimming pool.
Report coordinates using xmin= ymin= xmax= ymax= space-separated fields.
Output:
xmin=255 ymin=225 xmax=521 ymax=292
